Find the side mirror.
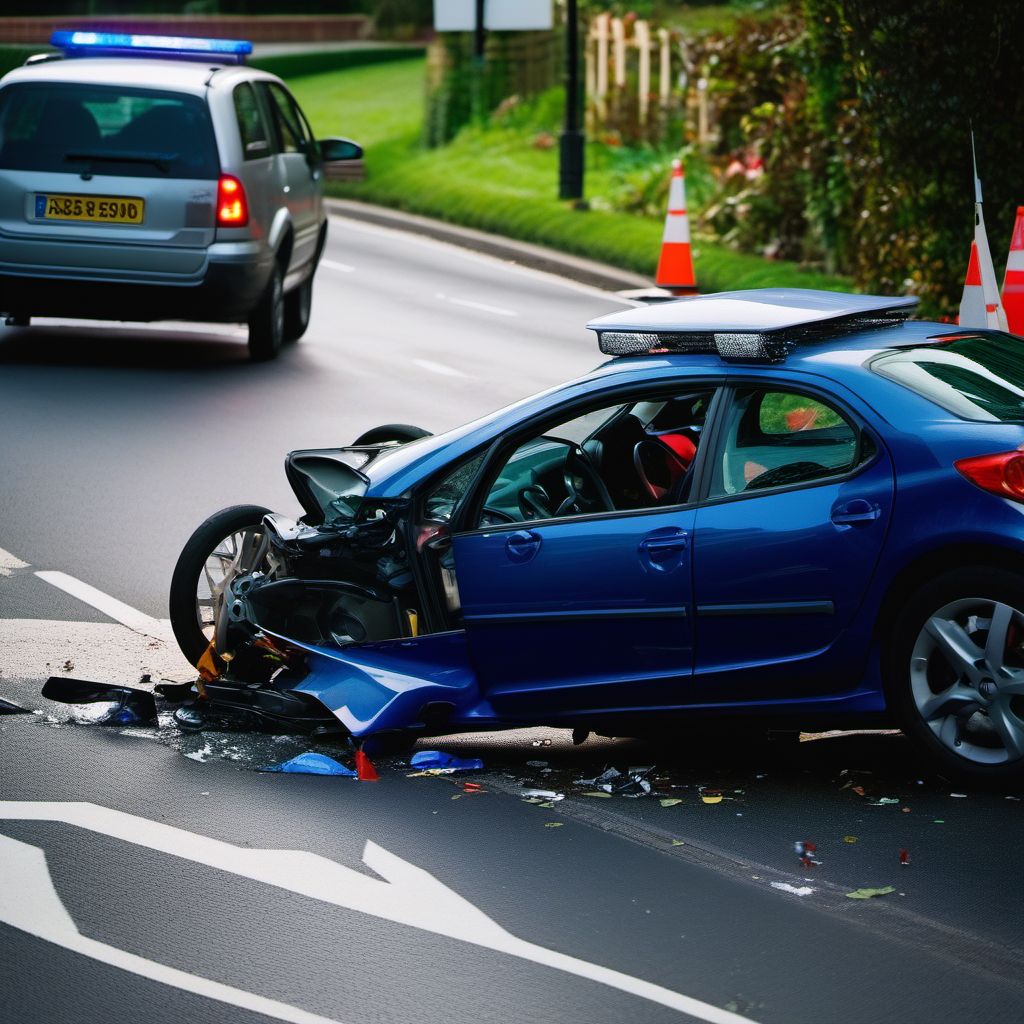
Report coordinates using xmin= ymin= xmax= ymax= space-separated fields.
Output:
xmin=318 ymin=137 xmax=363 ymax=162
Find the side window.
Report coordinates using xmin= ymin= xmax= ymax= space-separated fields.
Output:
xmin=232 ymin=82 xmax=270 ymax=159
xmin=266 ymin=83 xmax=305 ymax=154
xmin=709 ymin=387 xmax=866 ymax=498
xmin=473 ymin=389 xmax=715 ymax=526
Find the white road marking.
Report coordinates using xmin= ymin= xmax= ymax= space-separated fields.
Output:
xmin=329 ymin=214 xmax=644 ymax=308
xmin=34 ymin=572 xmax=173 ymax=645
xmin=413 ymin=357 xmax=467 ymax=379
xmin=0 ymin=546 xmax=29 ymax=577
xmin=0 ymin=802 xmax=758 ymax=1024
xmin=435 ymin=293 xmax=517 ymax=318
xmin=0 ymin=834 xmax=344 ymax=1024
xmin=320 ymin=259 xmax=355 ymax=273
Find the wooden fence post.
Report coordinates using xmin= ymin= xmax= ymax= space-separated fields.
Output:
xmin=635 ymin=20 xmax=651 ymax=126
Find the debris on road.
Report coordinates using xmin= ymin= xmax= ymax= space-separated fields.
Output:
xmin=794 ymin=840 xmax=821 ymax=868
xmin=950 ymin=792 xmax=968 ymax=798
xmin=355 ymin=749 xmax=379 ymax=781
xmin=771 ymin=882 xmax=815 ymax=896
xmin=0 ymin=696 xmax=29 ymax=715
xmin=846 ymin=886 xmax=896 ymax=900
xmin=521 ymin=788 xmax=564 ymax=802
xmin=900 ymin=849 xmax=911 ymax=865
xmin=700 ymin=790 xmax=723 ymax=804
xmin=463 ymin=781 xmax=484 ymax=793
xmin=544 ymin=822 xmax=563 ymax=828
xmin=843 ymin=835 xmax=858 ymax=844
xmin=870 ymin=797 xmax=900 ymax=806
xmin=259 ymin=752 xmax=357 ymax=776
xmin=582 ymin=791 xmax=611 ymax=798
xmin=660 ymin=798 xmax=683 ymax=807
xmin=409 ymin=751 xmax=484 ymax=772
xmin=41 ymin=676 xmax=157 ymax=725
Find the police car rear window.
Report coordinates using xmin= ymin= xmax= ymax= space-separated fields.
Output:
xmin=872 ymin=333 xmax=1024 ymax=422
xmin=0 ymin=82 xmax=218 ymax=179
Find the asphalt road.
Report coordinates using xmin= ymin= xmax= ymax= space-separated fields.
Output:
xmin=2 ymin=213 xmax=1023 ymax=1024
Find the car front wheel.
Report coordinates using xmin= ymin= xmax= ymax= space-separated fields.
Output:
xmin=887 ymin=567 xmax=1024 ymax=782
xmin=169 ymin=504 xmax=273 ymax=664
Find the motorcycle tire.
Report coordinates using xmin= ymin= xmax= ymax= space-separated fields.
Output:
xmin=169 ymin=504 xmax=273 ymax=665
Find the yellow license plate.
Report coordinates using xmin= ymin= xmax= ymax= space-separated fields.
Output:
xmin=36 ymin=193 xmax=145 ymax=225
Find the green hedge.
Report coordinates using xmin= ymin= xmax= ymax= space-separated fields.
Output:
xmin=0 ymin=47 xmax=49 ymax=79
xmin=250 ymin=46 xmax=424 ymax=80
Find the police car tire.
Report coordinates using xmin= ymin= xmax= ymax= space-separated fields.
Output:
xmin=169 ymin=504 xmax=274 ymax=665
xmin=248 ymin=266 xmax=284 ymax=362
xmin=283 ymin=276 xmax=312 ymax=343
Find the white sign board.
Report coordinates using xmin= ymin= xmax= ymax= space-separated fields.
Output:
xmin=434 ymin=0 xmax=553 ymax=32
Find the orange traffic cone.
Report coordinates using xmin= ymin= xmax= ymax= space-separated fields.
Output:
xmin=355 ymin=748 xmax=379 ymax=781
xmin=655 ymin=159 xmax=697 ymax=294
xmin=958 ymin=241 xmax=987 ymax=328
xmin=1002 ymin=206 xmax=1024 ymax=335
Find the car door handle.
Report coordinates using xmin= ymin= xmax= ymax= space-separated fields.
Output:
xmin=505 ymin=530 xmax=541 ymax=563
xmin=831 ymin=499 xmax=881 ymax=525
xmin=639 ymin=532 xmax=689 ymax=553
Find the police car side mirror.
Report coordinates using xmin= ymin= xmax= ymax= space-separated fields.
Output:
xmin=318 ymin=137 xmax=363 ymax=162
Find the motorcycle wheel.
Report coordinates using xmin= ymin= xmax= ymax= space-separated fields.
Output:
xmin=169 ymin=504 xmax=273 ymax=665
xmin=353 ymin=423 xmax=431 ymax=445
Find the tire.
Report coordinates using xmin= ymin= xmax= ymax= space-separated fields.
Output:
xmin=353 ymin=424 xmax=432 ymax=446
xmin=169 ymin=504 xmax=273 ymax=665
xmin=885 ymin=566 xmax=1024 ymax=783
xmin=283 ymin=275 xmax=312 ymax=344
xmin=247 ymin=265 xmax=284 ymax=362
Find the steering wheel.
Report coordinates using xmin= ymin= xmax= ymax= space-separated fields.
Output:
xmin=518 ymin=484 xmax=553 ymax=520
xmin=557 ymin=444 xmax=615 ymax=517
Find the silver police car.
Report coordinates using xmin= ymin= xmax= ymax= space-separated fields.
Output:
xmin=0 ymin=32 xmax=361 ymax=360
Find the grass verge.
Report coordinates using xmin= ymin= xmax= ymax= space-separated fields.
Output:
xmin=290 ymin=57 xmax=850 ymax=293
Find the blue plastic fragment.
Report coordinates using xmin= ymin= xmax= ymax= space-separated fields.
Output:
xmin=409 ymin=750 xmax=484 ymax=771
xmin=259 ymin=753 xmax=357 ymax=776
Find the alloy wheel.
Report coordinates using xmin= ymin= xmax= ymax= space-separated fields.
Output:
xmin=195 ymin=526 xmax=269 ymax=644
xmin=910 ymin=597 xmax=1024 ymax=764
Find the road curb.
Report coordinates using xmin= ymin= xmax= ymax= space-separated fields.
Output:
xmin=325 ymin=198 xmax=654 ymax=293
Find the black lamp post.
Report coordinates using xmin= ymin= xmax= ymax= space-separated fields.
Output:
xmin=559 ymin=0 xmax=584 ymax=201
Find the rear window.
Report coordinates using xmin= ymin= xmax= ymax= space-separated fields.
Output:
xmin=872 ymin=334 xmax=1024 ymax=422
xmin=0 ymin=82 xmax=218 ymax=179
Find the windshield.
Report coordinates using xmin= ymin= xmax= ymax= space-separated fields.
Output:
xmin=872 ymin=333 xmax=1024 ymax=422
xmin=0 ymin=82 xmax=218 ymax=179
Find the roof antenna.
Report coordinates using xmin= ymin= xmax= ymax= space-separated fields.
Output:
xmin=970 ymin=123 xmax=983 ymax=205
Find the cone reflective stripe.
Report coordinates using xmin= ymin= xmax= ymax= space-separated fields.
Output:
xmin=959 ymin=241 xmax=987 ymax=328
xmin=655 ymin=159 xmax=696 ymax=293
xmin=973 ymin=202 xmax=1009 ymax=331
xmin=1002 ymin=206 xmax=1024 ymax=335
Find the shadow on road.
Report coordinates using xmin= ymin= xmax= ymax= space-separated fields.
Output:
xmin=0 ymin=322 xmax=252 ymax=370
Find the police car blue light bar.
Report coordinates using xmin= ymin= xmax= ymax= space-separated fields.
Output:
xmin=50 ymin=30 xmax=252 ymax=64
xmin=588 ymin=289 xmax=918 ymax=363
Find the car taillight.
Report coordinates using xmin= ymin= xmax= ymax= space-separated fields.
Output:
xmin=216 ymin=174 xmax=248 ymax=227
xmin=955 ymin=447 xmax=1024 ymax=502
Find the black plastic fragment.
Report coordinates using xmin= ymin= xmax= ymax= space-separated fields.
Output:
xmin=0 ymin=696 xmax=30 ymax=715
xmin=155 ymin=681 xmax=196 ymax=702
xmin=42 ymin=676 xmax=157 ymax=725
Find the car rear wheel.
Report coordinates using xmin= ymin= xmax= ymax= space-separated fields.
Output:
xmin=886 ymin=567 xmax=1024 ymax=782
xmin=248 ymin=266 xmax=284 ymax=362
xmin=169 ymin=504 xmax=273 ymax=665
xmin=283 ymin=276 xmax=312 ymax=343
xmin=353 ymin=424 xmax=432 ymax=445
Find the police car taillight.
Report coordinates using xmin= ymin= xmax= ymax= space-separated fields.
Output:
xmin=217 ymin=175 xmax=248 ymax=227
xmin=955 ymin=447 xmax=1024 ymax=503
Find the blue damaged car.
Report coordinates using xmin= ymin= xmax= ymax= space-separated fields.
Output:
xmin=163 ymin=288 xmax=1024 ymax=782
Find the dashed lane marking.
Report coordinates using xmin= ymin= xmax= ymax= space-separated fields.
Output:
xmin=320 ymin=259 xmax=355 ymax=273
xmin=438 ymin=294 xmax=518 ymax=318
xmin=413 ymin=357 xmax=468 ymax=379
